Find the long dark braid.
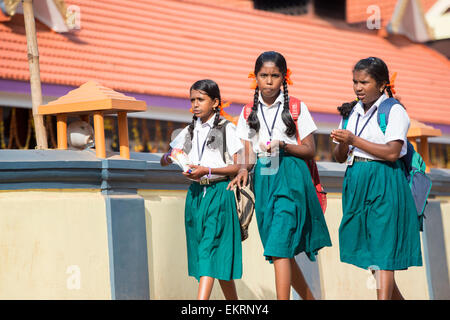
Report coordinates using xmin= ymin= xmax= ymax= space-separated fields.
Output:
xmin=206 ymin=107 xmax=222 ymax=148
xmin=337 ymin=100 xmax=358 ymax=117
xmin=281 ymin=80 xmax=297 ymax=137
xmin=187 ymin=115 xmax=197 ymax=141
xmin=247 ymin=87 xmax=260 ymax=138
xmin=385 ymin=82 xmax=394 ymax=98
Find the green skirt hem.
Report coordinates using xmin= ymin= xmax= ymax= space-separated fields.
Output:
xmin=340 ymin=253 xmax=423 ymax=271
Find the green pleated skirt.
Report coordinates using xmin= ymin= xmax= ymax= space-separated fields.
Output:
xmin=184 ymin=180 xmax=242 ymax=281
xmin=253 ymin=152 xmax=332 ymax=263
xmin=339 ymin=160 xmax=423 ymax=270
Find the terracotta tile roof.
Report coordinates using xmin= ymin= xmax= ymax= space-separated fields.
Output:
xmin=38 ymin=81 xmax=147 ymax=115
xmin=0 ymin=0 xmax=449 ymax=125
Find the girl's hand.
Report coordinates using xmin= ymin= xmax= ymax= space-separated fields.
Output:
xmin=330 ymin=129 xmax=354 ymax=145
xmin=182 ymin=165 xmax=208 ymax=180
xmin=266 ymin=140 xmax=280 ymax=154
xmin=227 ymin=168 xmax=248 ymax=190
xmin=259 ymin=140 xmax=279 ymax=154
xmin=160 ymin=149 xmax=173 ymax=166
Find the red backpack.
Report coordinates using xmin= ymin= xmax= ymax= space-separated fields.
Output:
xmin=243 ymin=97 xmax=327 ymax=214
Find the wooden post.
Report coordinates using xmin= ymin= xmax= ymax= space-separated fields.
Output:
xmin=93 ymin=111 xmax=106 ymax=158
xmin=408 ymin=137 xmax=418 ymax=152
xmin=419 ymin=137 xmax=431 ymax=172
xmin=56 ymin=114 xmax=67 ymax=149
xmin=22 ymin=0 xmax=48 ymax=149
xmin=117 ymin=111 xmax=130 ymax=159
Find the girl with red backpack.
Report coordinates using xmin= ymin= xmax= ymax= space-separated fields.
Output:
xmin=228 ymin=51 xmax=332 ymax=300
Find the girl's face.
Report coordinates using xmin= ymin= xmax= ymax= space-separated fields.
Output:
xmin=190 ymin=89 xmax=219 ymax=123
xmin=256 ymin=62 xmax=284 ymax=103
xmin=353 ymin=69 xmax=385 ymax=107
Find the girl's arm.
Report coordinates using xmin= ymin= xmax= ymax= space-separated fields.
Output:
xmin=239 ymin=140 xmax=256 ymax=171
xmin=332 ymin=142 xmax=349 ymax=163
xmin=160 ymin=148 xmax=173 ymax=166
xmin=331 ymin=129 xmax=403 ymax=162
xmin=277 ymin=134 xmax=315 ymax=160
xmin=227 ymin=140 xmax=255 ymax=189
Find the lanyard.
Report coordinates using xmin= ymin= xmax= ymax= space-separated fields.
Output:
xmin=354 ymin=107 xmax=377 ymax=138
xmin=260 ymin=102 xmax=281 ymax=141
xmin=196 ymin=127 xmax=211 ymax=163
xmin=348 ymin=107 xmax=377 ymax=153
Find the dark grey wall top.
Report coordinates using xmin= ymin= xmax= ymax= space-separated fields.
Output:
xmin=0 ymin=150 xmax=449 ymax=196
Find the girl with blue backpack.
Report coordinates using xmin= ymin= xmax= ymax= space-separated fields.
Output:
xmin=331 ymin=57 xmax=423 ymax=300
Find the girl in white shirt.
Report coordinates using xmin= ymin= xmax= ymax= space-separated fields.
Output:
xmin=229 ymin=51 xmax=331 ymax=300
xmin=331 ymin=57 xmax=422 ymax=300
xmin=160 ymin=79 xmax=243 ymax=300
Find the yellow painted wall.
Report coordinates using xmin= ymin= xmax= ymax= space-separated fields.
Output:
xmin=438 ymin=197 xmax=450 ymax=282
xmin=318 ymin=194 xmax=430 ymax=300
xmin=0 ymin=188 xmax=446 ymax=300
xmin=141 ymin=190 xmax=443 ymax=300
xmin=0 ymin=190 xmax=111 ymax=299
xmin=139 ymin=189 xmax=276 ymax=300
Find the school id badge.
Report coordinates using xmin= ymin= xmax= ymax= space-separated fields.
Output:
xmin=346 ymin=148 xmax=355 ymax=166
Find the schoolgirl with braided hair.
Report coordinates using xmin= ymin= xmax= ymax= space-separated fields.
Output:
xmin=331 ymin=57 xmax=422 ymax=300
xmin=230 ymin=51 xmax=331 ymax=300
xmin=161 ymin=79 xmax=243 ymax=300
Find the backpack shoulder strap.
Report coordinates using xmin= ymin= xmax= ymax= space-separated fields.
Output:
xmin=243 ymin=103 xmax=253 ymax=120
xmin=377 ymin=97 xmax=403 ymax=134
xmin=288 ymin=96 xmax=302 ymax=144
xmin=342 ymin=107 xmax=356 ymax=130
xmin=289 ymin=96 xmax=301 ymax=121
xmin=216 ymin=118 xmax=230 ymax=163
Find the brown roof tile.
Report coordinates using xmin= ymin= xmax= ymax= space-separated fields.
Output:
xmin=1 ymin=0 xmax=449 ymax=124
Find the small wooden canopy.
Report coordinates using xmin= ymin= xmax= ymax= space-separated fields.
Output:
xmin=407 ymin=119 xmax=442 ymax=172
xmin=38 ymin=81 xmax=147 ymax=159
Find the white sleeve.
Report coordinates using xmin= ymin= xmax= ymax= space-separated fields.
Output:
xmin=297 ymin=101 xmax=317 ymax=140
xmin=384 ymin=104 xmax=410 ymax=145
xmin=333 ymin=118 xmax=343 ymax=144
xmin=236 ymin=108 xmax=252 ymax=141
xmin=225 ymin=123 xmax=244 ymax=156
xmin=169 ymin=125 xmax=189 ymax=150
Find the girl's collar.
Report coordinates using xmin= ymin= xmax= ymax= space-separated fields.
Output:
xmin=258 ymin=90 xmax=284 ymax=108
xmin=196 ymin=114 xmax=216 ymax=128
xmin=355 ymin=94 xmax=387 ymax=116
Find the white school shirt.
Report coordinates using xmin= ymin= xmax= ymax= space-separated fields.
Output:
xmin=336 ymin=94 xmax=410 ymax=160
xmin=169 ymin=115 xmax=243 ymax=179
xmin=236 ymin=91 xmax=317 ymax=154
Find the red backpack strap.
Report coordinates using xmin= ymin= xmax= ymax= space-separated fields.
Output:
xmin=243 ymin=103 xmax=253 ymax=120
xmin=289 ymin=96 xmax=301 ymax=144
xmin=289 ymin=97 xmax=301 ymax=121
xmin=289 ymin=96 xmax=327 ymax=214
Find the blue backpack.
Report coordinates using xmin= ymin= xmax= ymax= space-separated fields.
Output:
xmin=342 ymin=98 xmax=432 ymax=231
